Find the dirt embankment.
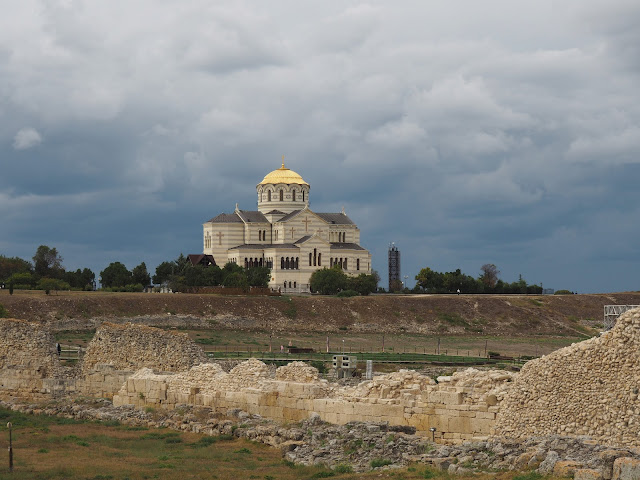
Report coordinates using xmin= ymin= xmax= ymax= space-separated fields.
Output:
xmin=1 ymin=290 xmax=638 ymax=336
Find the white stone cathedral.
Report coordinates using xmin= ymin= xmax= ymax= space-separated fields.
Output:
xmin=202 ymin=162 xmax=372 ymax=292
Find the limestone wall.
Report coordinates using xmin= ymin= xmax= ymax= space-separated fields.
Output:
xmin=81 ymin=322 xmax=208 ymax=375
xmin=0 ymin=318 xmax=61 ymax=399
xmin=495 ymin=307 xmax=640 ymax=446
xmin=113 ymin=360 xmax=513 ymax=442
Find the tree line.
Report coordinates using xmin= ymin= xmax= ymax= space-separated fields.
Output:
xmin=413 ymin=263 xmax=543 ymax=294
xmin=1 ymin=246 xmax=95 ymax=294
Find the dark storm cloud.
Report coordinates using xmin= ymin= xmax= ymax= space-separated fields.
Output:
xmin=0 ymin=0 xmax=638 ymax=293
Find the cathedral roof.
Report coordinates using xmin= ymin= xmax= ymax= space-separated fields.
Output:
xmin=316 ymin=212 xmax=355 ymax=225
xmin=208 ymin=212 xmax=243 ymax=223
xmin=277 ymin=209 xmax=303 ymax=222
xmin=236 ymin=210 xmax=268 ymax=223
xmin=330 ymin=242 xmax=366 ymax=251
xmin=207 ymin=210 xmax=268 ymax=224
xmin=228 ymin=243 xmax=300 ymax=250
xmin=258 ymin=162 xmax=309 ymax=186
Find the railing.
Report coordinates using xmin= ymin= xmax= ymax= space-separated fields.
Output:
xmin=59 ymin=345 xmax=83 ymax=361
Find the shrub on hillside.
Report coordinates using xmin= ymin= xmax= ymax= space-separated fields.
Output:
xmin=554 ymin=289 xmax=573 ymax=295
xmin=336 ymin=289 xmax=359 ymax=298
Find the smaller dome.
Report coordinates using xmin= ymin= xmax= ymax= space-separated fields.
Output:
xmin=259 ymin=162 xmax=309 ymax=186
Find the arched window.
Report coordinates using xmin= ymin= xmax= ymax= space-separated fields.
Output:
xmin=302 ymin=191 xmax=305 ymax=202
xmin=313 ymin=248 xmax=317 ymax=266
xmin=309 ymin=253 xmax=312 ymax=266
xmin=259 ymin=258 xmax=263 ymax=267
xmin=292 ymin=190 xmax=296 ymax=201
xmin=258 ymin=230 xmax=262 ymax=241
xmin=281 ymin=257 xmax=284 ymax=269
xmin=244 ymin=258 xmax=248 ymax=268
xmin=318 ymin=253 xmax=321 ymax=266
xmin=339 ymin=258 xmax=343 ymax=269
xmin=286 ymin=257 xmax=290 ymax=269
xmin=294 ymin=281 xmax=296 ymax=288
xmin=268 ymin=190 xmax=271 ymax=202
xmin=296 ymin=257 xmax=299 ymax=269
xmin=280 ymin=190 xmax=283 ymax=201
xmin=344 ymin=259 xmax=348 ymax=270
xmin=357 ymin=258 xmax=360 ymax=271
xmin=289 ymin=281 xmax=292 ymax=288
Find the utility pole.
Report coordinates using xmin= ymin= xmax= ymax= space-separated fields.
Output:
xmin=7 ymin=422 xmax=13 ymax=472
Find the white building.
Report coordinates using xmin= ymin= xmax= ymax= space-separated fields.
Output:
xmin=202 ymin=162 xmax=372 ymax=292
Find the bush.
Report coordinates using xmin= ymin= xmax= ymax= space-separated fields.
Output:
xmin=554 ymin=289 xmax=573 ymax=295
xmin=0 ymin=304 xmax=8 ymax=318
xmin=370 ymin=458 xmax=393 ymax=469
xmin=336 ymin=289 xmax=359 ymax=297
xmin=334 ymin=464 xmax=353 ymax=473
xmin=310 ymin=360 xmax=327 ymax=374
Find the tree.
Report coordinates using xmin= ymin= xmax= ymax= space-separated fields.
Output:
xmin=153 ymin=261 xmax=175 ymax=285
xmin=64 ymin=268 xmax=95 ymax=290
xmin=100 ymin=262 xmax=132 ymax=288
xmin=223 ymin=271 xmax=249 ymax=289
xmin=415 ymin=267 xmax=443 ymax=292
xmin=33 ymin=245 xmax=64 ymax=279
xmin=7 ymin=272 xmax=34 ymax=289
xmin=347 ymin=273 xmax=378 ymax=296
xmin=131 ymin=262 xmax=151 ymax=286
xmin=37 ymin=277 xmax=70 ymax=295
xmin=480 ymin=264 xmax=500 ymax=289
xmin=0 ymin=255 xmax=32 ymax=281
xmin=246 ymin=266 xmax=270 ymax=288
xmin=309 ymin=266 xmax=348 ymax=295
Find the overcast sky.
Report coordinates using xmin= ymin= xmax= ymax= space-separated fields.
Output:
xmin=1 ymin=0 xmax=639 ymax=293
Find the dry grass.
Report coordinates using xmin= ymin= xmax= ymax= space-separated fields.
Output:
xmin=0 ymin=408 xmax=566 ymax=480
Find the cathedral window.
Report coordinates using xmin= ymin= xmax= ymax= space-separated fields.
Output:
xmin=286 ymin=257 xmax=290 ymax=269
xmin=344 ymin=259 xmax=348 ymax=270
xmin=268 ymin=190 xmax=271 ymax=202
xmin=292 ymin=190 xmax=296 ymax=201
xmin=313 ymin=248 xmax=317 ymax=266
xmin=294 ymin=281 xmax=296 ymax=288
xmin=279 ymin=190 xmax=283 ymax=201
xmin=357 ymin=258 xmax=360 ymax=271
xmin=302 ymin=191 xmax=305 ymax=201
xmin=318 ymin=253 xmax=321 ymax=266
xmin=296 ymin=257 xmax=299 ymax=269
xmin=309 ymin=253 xmax=312 ymax=266
xmin=244 ymin=258 xmax=248 ymax=268
xmin=281 ymin=257 xmax=284 ymax=270
xmin=258 ymin=230 xmax=262 ymax=241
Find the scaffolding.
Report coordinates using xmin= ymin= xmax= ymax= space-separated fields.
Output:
xmin=388 ymin=243 xmax=400 ymax=291
xmin=603 ymin=305 xmax=640 ymax=331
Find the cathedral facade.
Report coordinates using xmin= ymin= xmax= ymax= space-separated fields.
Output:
xmin=202 ymin=162 xmax=372 ymax=292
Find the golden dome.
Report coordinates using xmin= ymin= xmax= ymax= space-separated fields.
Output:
xmin=258 ymin=161 xmax=309 ymax=186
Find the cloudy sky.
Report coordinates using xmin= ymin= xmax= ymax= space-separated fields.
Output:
xmin=1 ymin=0 xmax=639 ymax=293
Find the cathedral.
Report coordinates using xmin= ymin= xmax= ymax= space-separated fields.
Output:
xmin=201 ymin=162 xmax=372 ymax=292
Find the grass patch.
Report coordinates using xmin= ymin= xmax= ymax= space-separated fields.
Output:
xmin=437 ymin=312 xmax=469 ymax=328
xmin=370 ymin=458 xmax=393 ymax=469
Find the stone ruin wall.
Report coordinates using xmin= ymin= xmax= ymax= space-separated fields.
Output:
xmin=0 ymin=318 xmax=61 ymax=400
xmin=495 ymin=307 xmax=640 ymax=447
xmin=113 ymin=359 xmax=512 ymax=442
xmin=81 ymin=322 xmax=209 ymax=375
xmin=6 ymin=308 xmax=640 ymax=447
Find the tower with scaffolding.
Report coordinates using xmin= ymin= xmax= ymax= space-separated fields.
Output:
xmin=388 ymin=243 xmax=401 ymax=292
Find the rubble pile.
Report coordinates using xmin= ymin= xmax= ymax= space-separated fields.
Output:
xmin=275 ymin=361 xmax=319 ymax=383
xmin=496 ymin=307 xmax=640 ymax=447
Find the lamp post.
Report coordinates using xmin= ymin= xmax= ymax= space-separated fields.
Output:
xmin=7 ymin=422 xmax=13 ymax=472
xmin=429 ymin=427 xmax=436 ymax=442
xmin=404 ymin=275 xmax=408 ymax=291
